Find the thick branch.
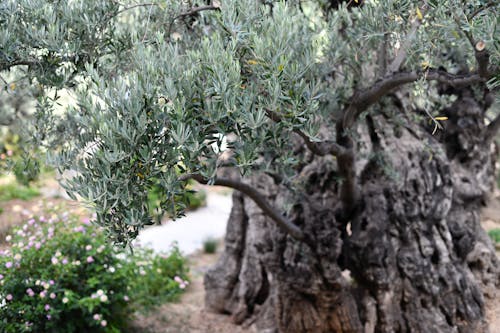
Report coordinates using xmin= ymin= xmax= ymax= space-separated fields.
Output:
xmin=174 ymin=4 xmax=221 ymax=20
xmin=0 ymin=59 xmax=38 ymax=71
xmin=342 ymin=70 xmax=483 ymax=128
xmin=1 ymin=52 xmax=89 ymax=72
xmin=180 ymin=173 xmax=306 ymax=241
xmin=334 ymin=69 xmax=483 ymax=218
xmin=264 ymin=109 xmax=346 ymax=156
xmin=474 ymin=41 xmax=490 ymax=79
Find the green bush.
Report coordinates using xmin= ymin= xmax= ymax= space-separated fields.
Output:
xmin=488 ymin=228 xmax=500 ymax=244
xmin=0 ymin=209 xmax=189 ymax=332
xmin=203 ymin=238 xmax=218 ymax=254
xmin=0 ymin=183 xmax=40 ymax=202
xmin=185 ymin=188 xmax=207 ymax=211
xmin=125 ymin=245 xmax=189 ymax=311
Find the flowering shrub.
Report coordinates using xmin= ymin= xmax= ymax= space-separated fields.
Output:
xmin=0 ymin=209 xmax=189 ymax=332
xmin=125 ymin=246 xmax=189 ymax=311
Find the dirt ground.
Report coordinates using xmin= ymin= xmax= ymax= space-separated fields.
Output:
xmin=130 ymin=248 xmax=254 ymax=333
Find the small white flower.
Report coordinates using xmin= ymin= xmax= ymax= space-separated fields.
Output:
xmin=100 ymin=295 xmax=108 ymax=302
xmin=62 ymin=297 xmax=69 ymax=304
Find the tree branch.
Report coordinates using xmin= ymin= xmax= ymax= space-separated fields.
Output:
xmin=474 ymin=41 xmax=490 ymax=79
xmin=334 ymin=69 xmax=483 ymax=218
xmin=174 ymin=4 xmax=221 ymax=20
xmin=167 ymin=4 xmax=221 ymax=37
xmin=0 ymin=59 xmax=39 ymax=71
xmin=179 ymin=173 xmax=306 ymax=241
xmin=342 ymin=70 xmax=483 ymax=128
xmin=264 ymin=109 xmax=346 ymax=156
xmin=378 ymin=33 xmax=388 ymax=76
xmin=468 ymin=1 xmax=498 ymax=20
xmin=113 ymin=2 xmax=158 ymax=17
xmin=386 ymin=4 xmax=428 ymax=74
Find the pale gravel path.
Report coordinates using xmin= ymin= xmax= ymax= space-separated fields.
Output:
xmin=136 ymin=192 xmax=232 ymax=255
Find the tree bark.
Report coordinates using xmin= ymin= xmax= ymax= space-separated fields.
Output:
xmin=204 ymin=95 xmax=499 ymax=332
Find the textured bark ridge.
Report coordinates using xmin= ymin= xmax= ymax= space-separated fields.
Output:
xmin=205 ymin=95 xmax=499 ymax=333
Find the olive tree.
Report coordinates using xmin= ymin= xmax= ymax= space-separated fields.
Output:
xmin=1 ymin=0 xmax=499 ymax=332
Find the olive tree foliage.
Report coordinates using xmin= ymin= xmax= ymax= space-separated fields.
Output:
xmin=1 ymin=0 xmax=499 ymax=245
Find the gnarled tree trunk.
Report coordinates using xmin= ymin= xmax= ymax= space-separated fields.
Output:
xmin=205 ymin=95 xmax=499 ymax=332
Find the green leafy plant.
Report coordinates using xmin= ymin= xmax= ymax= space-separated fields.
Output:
xmin=0 ymin=183 xmax=40 ymax=202
xmin=202 ymin=238 xmax=218 ymax=254
xmin=125 ymin=245 xmax=189 ymax=311
xmin=488 ymin=228 xmax=500 ymax=244
xmin=0 ymin=208 xmax=189 ymax=332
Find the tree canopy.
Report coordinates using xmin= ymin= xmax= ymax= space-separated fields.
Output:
xmin=1 ymin=0 xmax=499 ymax=245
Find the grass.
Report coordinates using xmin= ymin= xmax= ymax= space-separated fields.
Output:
xmin=0 ymin=183 xmax=40 ymax=202
xmin=203 ymin=238 xmax=218 ymax=254
xmin=488 ymin=228 xmax=500 ymax=244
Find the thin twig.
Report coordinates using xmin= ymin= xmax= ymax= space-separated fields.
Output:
xmin=114 ymin=2 xmax=159 ymax=17
xmin=452 ymin=14 xmax=475 ymax=48
xmin=167 ymin=5 xmax=221 ymax=38
xmin=179 ymin=173 xmax=306 ymax=241
xmin=141 ymin=4 xmax=154 ymax=42
xmin=386 ymin=4 xmax=428 ymax=74
xmin=378 ymin=33 xmax=388 ymax=76
xmin=468 ymin=1 xmax=498 ymax=20
xmin=0 ymin=74 xmax=8 ymax=87
xmin=100 ymin=2 xmax=159 ymax=30
xmin=264 ymin=108 xmax=346 ymax=157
